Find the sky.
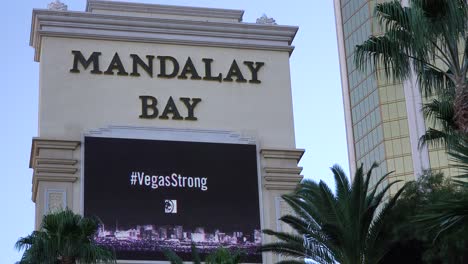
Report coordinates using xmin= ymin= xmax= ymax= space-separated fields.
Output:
xmin=1 ymin=0 xmax=349 ymax=262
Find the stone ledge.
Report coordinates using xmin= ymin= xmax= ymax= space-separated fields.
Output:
xmin=264 ymin=167 xmax=303 ymax=181
xmin=260 ymin=148 xmax=304 ymax=160
xmin=35 ymin=158 xmax=77 ymax=166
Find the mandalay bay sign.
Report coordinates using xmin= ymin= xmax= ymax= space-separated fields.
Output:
xmin=70 ymin=51 xmax=265 ymax=121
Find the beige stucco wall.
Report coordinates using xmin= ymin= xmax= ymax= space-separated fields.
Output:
xmin=38 ymin=37 xmax=296 ymax=149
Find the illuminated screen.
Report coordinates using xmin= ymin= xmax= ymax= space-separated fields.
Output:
xmin=84 ymin=136 xmax=262 ymax=262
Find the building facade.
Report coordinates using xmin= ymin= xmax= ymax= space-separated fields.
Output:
xmin=334 ymin=0 xmax=458 ymax=194
xmin=28 ymin=1 xmax=303 ymax=263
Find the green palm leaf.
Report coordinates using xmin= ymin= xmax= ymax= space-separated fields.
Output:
xmin=15 ymin=209 xmax=115 ymax=264
xmin=260 ymin=164 xmax=406 ymax=264
xmin=355 ymin=0 xmax=468 ymax=133
xmin=163 ymin=249 xmax=184 ymax=264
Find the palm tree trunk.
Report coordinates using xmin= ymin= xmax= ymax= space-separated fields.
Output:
xmin=454 ymin=80 xmax=468 ymax=133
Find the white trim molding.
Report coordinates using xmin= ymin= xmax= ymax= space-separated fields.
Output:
xmin=86 ymin=0 xmax=244 ymax=22
xmin=30 ymin=2 xmax=298 ymax=62
xmin=84 ymin=125 xmax=257 ymax=145
xmin=334 ymin=0 xmax=356 ymax=177
xmin=402 ymin=0 xmax=430 ymax=179
xmin=403 ymin=70 xmax=430 ymax=178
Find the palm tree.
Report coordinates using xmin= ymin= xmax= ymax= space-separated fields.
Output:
xmin=415 ymin=136 xmax=468 ymax=236
xmin=204 ymin=248 xmax=244 ymax=264
xmin=15 ymin=209 xmax=115 ymax=264
xmin=164 ymin=244 xmax=244 ymax=264
xmin=260 ymin=164 xmax=406 ymax=264
xmin=354 ymin=0 xmax=468 ymax=134
xmin=164 ymin=244 xmax=202 ymax=264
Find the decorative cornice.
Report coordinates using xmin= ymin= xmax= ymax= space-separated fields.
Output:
xmin=30 ymin=138 xmax=80 ymax=202
xmin=86 ymin=0 xmax=244 ymax=22
xmin=260 ymin=148 xmax=305 ymax=161
xmin=30 ymin=8 xmax=298 ymax=62
xmin=30 ymin=138 xmax=80 ymax=168
xmin=261 ymin=148 xmax=304 ymax=191
xmin=263 ymin=168 xmax=303 ymax=190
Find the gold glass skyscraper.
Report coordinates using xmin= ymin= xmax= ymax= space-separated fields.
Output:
xmin=334 ymin=0 xmax=458 ymax=194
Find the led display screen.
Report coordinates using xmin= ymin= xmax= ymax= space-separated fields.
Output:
xmin=84 ymin=136 xmax=262 ymax=262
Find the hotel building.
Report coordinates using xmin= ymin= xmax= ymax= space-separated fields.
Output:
xmin=333 ymin=0 xmax=458 ymax=194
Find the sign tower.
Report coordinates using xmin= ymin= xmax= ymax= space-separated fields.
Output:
xmin=29 ymin=1 xmax=303 ymax=263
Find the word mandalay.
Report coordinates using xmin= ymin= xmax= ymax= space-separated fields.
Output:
xmin=69 ymin=51 xmax=265 ymax=83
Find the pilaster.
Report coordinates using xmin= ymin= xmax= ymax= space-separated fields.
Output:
xmin=29 ymin=138 xmax=80 ymax=228
xmin=260 ymin=148 xmax=304 ymax=263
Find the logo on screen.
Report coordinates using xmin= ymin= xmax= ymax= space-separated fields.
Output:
xmin=165 ymin=200 xmax=177 ymax=213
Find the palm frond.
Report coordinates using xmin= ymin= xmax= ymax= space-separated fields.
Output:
xmin=279 ymin=215 xmax=320 ymax=236
xmin=259 ymin=241 xmax=334 ymax=264
xmin=355 ymin=0 xmax=467 ymax=140
xmin=330 ymin=164 xmax=351 ymax=204
xmin=375 ymin=1 xmax=410 ymax=33
xmin=417 ymin=66 xmax=454 ymax=97
xmin=262 ymin=164 xmax=403 ymax=264
xmin=414 ymin=196 xmax=468 ymax=239
xmin=190 ymin=243 xmax=202 ymax=264
xmin=163 ymin=249 xmax=184 ymax=264
xmin=205 ymin=247 xmax=244 ymax=264
xmin=355 ymin=35 xmax=411 ymax=81
xmin=447 ymin=135 xmax=468 ymax=186
xmin=16 ymin=209 xmax=115 ymax=264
